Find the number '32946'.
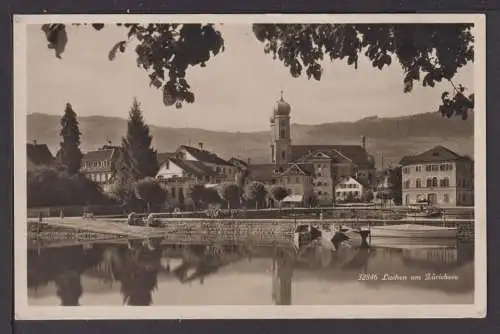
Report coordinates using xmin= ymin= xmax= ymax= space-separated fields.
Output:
xmin=357 ymin=273 xmax=378 ymax=281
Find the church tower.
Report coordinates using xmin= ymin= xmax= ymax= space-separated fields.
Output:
xmin=270 ymin=91 xmax=292 ymax=165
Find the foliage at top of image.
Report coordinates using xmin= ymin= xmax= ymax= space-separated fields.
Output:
xmin=41 ymin=23 xmax=474 ymax=119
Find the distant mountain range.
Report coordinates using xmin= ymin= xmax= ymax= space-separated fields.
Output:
xmin=27 ymin=112 xmax=474 ymax=168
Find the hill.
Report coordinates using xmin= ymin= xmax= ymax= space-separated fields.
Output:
xmin=27 ymin=112 xmax=474 ymax=168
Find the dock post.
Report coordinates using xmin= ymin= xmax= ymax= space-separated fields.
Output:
xmin=368 ymin=221 xmax=372 ymax=246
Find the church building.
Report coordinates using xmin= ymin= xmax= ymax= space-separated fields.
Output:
xmin=263 ymin=92 xmax=376 ymax=205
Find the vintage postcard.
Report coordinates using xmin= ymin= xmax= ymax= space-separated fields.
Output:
xmin=13 ymin=14 xmax=486 ymax=319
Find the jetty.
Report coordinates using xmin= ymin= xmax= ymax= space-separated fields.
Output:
xmin=28 ymin=215 xmax=476 ymax=242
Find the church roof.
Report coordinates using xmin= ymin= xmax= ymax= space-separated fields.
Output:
xmin=179 ymin=145 xmax=232 ymax=166
xmin=290 ymin=145 xmax=373 ymax=167
xmin=27 ymin=143 xmax=54 ymax=166
xmin=273 ymin=97 xmax=291 ymax=116
xmin=399 ymin=146 xmax=472 ymax=165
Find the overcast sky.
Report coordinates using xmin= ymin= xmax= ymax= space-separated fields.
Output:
xmin=27 ymin=24 xmax=473 ymax=132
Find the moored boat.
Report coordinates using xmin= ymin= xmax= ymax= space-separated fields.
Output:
xmin=406 ymin=200 xmax=442 ymax=218
xmin=369 ymin=224 xmax=457 ymax=239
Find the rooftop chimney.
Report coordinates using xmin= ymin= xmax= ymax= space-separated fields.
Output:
xmin=198 ymin=142 xmax=204 ymax=150
xmin=247 ymin=158 xmax=251 ymax=164
xmin=32 ymin=139 xmax=37 ymax=145
xmin=361 ymin=135 xmax=366 ymax=150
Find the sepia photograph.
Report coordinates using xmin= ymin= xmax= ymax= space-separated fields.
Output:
xmin=13 ymin=14 xmax=486 ymax=319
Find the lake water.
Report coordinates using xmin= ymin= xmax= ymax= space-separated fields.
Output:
xmin=27 ymin=237 xmax=474 ymax=306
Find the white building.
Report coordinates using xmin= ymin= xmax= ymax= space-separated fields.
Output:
xmin=334 ymin=176 xmax=368 ymax=202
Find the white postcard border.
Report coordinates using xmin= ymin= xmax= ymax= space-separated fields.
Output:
xmin=13 ymin=13 xmax=487 ymax=320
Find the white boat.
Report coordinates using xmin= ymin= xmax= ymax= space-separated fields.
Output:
xmin=369 ymin=224 xmax=457 ymax=239
xmin=406 ymin=201 xmax=442 ymax=218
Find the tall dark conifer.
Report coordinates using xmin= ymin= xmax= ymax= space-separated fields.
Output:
xmin=57 ymin=103 xmax=83 ymax=174
xmin=122 ymin=98 xmax=158 ymax=179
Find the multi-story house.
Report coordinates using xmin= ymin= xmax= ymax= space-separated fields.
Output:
xmin=27 ymin=141 xmax=55 ymax=171
xmin=335 ymin=176 xmax=369 ymax=202
xmin=400 ymin=146 xmax=474 ymax=206
xmin=268 ymin=92 xmax=376 ymax=206
xmin=156 ymin=144 xmax=237 ymax=208
xmin=80 ymin=144 xmax=120 ymax=193
xmin=175 ymin=144 xmax=238 ymax=180
xmin=242 ymin=163 xmax=314 ymax=207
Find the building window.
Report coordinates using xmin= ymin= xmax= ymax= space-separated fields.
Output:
xmin=296 ymin=177 xmax=300 ymax=183
xmin=426 ymin=178 xmax=432 ymax=188
xmin=425 ymin=165 xmax=431 ymax=172
xmin=354 ymin=191 xmax=358 ymax=196
xmin=432 ymin=177 xmax=438 ymax=188
xmin=440 ymin=178 xmax=450 ymax=188
xmin=281 ymin=150 xmax=286 ymax=160
xmin=171 ymin=188 xmax=176 ymax=198
xmin=443 ymin=193 xmax=450 ymax=203
xmin=416 ymin=165 xmax=422 ymax=172
xmin=404 ymin=180 xmax=410 ymax=189
xmin=416 ymin=179 xmax=422 ymax=188
xmin=205 ymin=175 xmax=210 ymax=182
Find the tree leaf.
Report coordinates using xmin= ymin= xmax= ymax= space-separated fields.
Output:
xmin=108 ymin=41 xmax=127 ymax=61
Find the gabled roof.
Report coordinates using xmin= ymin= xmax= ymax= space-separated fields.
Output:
xmin=168 ymin=157 xmax=219 ymax=178
xmin=294 ymin=148 xmax=351 ymax=164
xmin=399 ymin=146 xmax=472 ymax=165
xmin=178 ymin=145 xmax=232 ymax=166
xmin=27 ymin=143 xmax=54 ymax=166
xmin=157 ymin=152 xmax=176 ymax=164
xmin=291 ymin=145 xmax=373 ymax=167
xmin=228 ymin=157 xmax=249 ymax=170
xmin=82 ymin=148 xmax=118 ymax=162
xmin=336 ymin=176 xmax=370 ymax=188
xmin=281 ymin=163 xmax=314 ymax=176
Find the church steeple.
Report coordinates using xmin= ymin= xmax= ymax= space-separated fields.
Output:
xmin=270 ymin=91 xmax=292 ymax=165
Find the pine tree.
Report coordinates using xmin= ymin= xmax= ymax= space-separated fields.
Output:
xmin=122 ymin=98 xmax=158 ymax=179
xmin=109 ymin=148 xmax=137 ymax=206
xmin=57 ymin=103 xmax=83 ymax=175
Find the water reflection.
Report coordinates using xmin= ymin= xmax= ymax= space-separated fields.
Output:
xmin=27 ymin=236 xmax=474 ymax=306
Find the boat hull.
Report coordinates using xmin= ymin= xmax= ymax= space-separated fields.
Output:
xmin=369 ymin=224 xmax=457 ymax=239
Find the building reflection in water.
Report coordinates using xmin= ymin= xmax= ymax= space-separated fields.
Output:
xmin=27 ymin=236 xmax=474 ymax=306
xmin=272 ymin=247 xmax=295 ymax=305
xmin=28 ymin=243 xmax=104 ymax=306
